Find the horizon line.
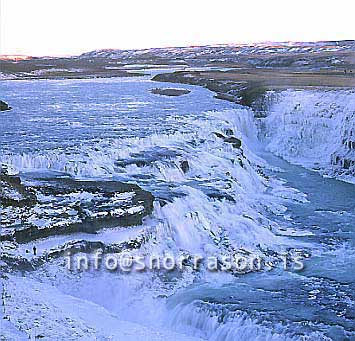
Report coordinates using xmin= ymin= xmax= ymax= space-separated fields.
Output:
xmin=1 ymin=39 xmax=354 ymax=59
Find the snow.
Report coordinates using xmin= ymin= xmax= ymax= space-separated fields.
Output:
xmin=0 ymin=103 xmax=310 ymax=338
xmin=259 ymin=89 xmax=355 ymax=183
xmin=1 ymin=280 xmax=27 ymax=340
xmin=7 ymin=225 xmax=147 ymax=261
xmin=2 ymin=275 xmax=201 ymax=340
xmin=3 ymin=78 xmax=350 ymax=339
xmin=79 ymin=42 xmax=355 ymax=62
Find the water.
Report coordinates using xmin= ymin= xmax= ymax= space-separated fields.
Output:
xmin=166 ymin=154 xmax=355 ymax=340
xmin=1 ymin=77 xmax=355 ymax=340
xmin=0 ymin=77 xmax=233 ymax=154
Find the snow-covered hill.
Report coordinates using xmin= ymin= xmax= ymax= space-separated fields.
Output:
xmin=80 ymin=41 xmax=355 ymax=60
xmin=79 ymin=40 xmax=355 ymax=68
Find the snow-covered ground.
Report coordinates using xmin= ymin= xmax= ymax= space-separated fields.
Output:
xmin=1 ymin=275 xmax=202 ymax=340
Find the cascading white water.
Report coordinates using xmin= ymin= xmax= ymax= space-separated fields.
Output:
xmin=2 ymin=106 xmax=308 ymax=339
xmin=1 ymin=107 xmax=303 ymax=253
xmin=3 ymin=78 xmax=353 ymax=340
xmin=166 ymin=301 xmax=298 ymax=341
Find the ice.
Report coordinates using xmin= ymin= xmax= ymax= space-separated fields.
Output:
xmin=3 ymin=78 xmax=349 ymax=339
xmin=259 ymin=89 xmax=355 ymax=183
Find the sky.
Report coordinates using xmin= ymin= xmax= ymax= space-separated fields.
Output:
xmin=0 ymin=0 xmax=354 ymax=57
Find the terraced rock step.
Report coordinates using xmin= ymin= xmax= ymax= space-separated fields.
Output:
xmin=1 ymin=172 xmax=154 ymax=243
xmin=0 ymin=236 xmax=146 ymax=272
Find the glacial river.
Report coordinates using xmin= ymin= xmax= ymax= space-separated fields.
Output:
xmin=1 ymin=76 xmax=354 ymax=340
xmin=167 ymin=153 xmax=355 ymax=340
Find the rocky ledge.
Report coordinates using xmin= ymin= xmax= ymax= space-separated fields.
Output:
xmin=0 ymin=168 xmax=154 ymax=243
xmin=152 ymin=72 xmax=266 ymax=109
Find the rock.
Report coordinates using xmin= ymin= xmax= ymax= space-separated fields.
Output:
xmin=1 ymin=176 xmax=155 ymax=243
xmin=0 ymin=169 xmax=37 ymax=208
xmin=214 ymin=132 xmax=225 ymax=139
xmin=0 ymin=253 xmax=34 ymax=271
xmin=214 ymin=93 xmax=236 ymax=102
xmin=1 ymin=164 xmax=18 ymax=176
xmin=150 ymin=88 xmax=190 ymax=96
xmin=238 ymin=86 xmax=267 ymax=108
xmin=116 ymin=147 xmax=180 ymax=168
xmin=214 ymin=132 xmax=242 ymax=148
xmin=180 ymin=160 xmax=190 ymax=173
xmin=0 ymin=100 xmax=11 ymax=111
xmin=343 ymin=159 xmax=353 ymax=169
xmin=224 ymin=136 xmax=242 ymax=149
xmin=224 ymin=128 xmax=234 ymax=136
xmin=152 ymin=72 xmax=266 ymax=108
xmin=207 ymin=191 xmax=235 ymax=202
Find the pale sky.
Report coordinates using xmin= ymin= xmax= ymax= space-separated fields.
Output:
xmin=0 ymin=0 xmax=354 ymax=57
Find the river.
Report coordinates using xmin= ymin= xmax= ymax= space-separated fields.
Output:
xmin=1 ymin=76 xmax=354 ymax=340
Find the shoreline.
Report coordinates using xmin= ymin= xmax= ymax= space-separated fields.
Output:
xmin=152 ymin=69 xmax=355 ymax=109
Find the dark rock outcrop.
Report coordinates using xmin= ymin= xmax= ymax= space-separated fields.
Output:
xmin=152 ymin=72 xmax=266 ymax=109
xmin=180 ymin=160 xmax=190 ymax=173
xmin=0 ymin=167 xmax=37 ymax=207
xmin=0 ymin=100 xmax=11 ymax=111
xmin=150 ymin=88 xmax=190 ymax=96
xmin=116 ymin=147 xmax=180 ymax=168
xmin=224 ymin=128 xmax=234 ymax=136
xmin=1 ymin=175 xmax=155 ymax=243
xmin=0 ymin=235 xmax=147 ymax=272
xmin=214 ymin=132 xmax=242 ymax=149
